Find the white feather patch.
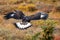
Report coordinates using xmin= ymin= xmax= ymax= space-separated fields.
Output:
xmin=11 ymin=14 xmax=14 ymax=17
xmin=40 ymin=14 xmax=44 ymax=18
xmin=16 ymin=22 xmax=32 ymax=29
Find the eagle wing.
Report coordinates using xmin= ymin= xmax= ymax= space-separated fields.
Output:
xmin=29 ymin=12 xmax=48 ymax=20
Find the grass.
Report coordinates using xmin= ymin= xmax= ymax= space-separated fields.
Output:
xmin=0 ymin=27 xmax=25 ymax=40
xmin=0 ymin=0 xmax=60 ymax=40
xmin=17 ymin=4 xmax=37 ymax=12
xmin=0 ymin=19 xmax=57 ymax=40
xmin=32 ymin=32 xmax=40 ymax=40
xmin=31 ymin=19 xmax=56 ymax=40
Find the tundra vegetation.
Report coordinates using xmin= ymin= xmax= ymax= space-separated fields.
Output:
xmin=0 ymin=0 xmax=60 ymax=40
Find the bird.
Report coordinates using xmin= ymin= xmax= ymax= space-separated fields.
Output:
xmin=4 ymin=10 xmax=25 ymax=19
xmin=4 ymin=10 xmax=48 ymax=29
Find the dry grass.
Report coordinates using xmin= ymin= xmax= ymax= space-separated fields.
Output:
xmin=17 ymin=4 xmax=37 ymax=12
xmin=0 ymin=0 xmax=60 ymax=40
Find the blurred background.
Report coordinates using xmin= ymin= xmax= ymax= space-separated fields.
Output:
xmin=0 ymin=0 xmax=60 ymax=40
